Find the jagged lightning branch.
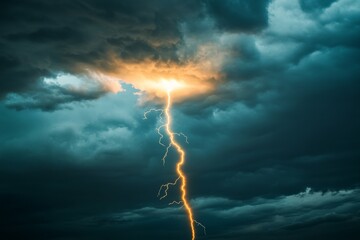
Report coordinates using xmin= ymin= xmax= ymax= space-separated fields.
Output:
xmin=163 ymin=90 xmax=196 ymax=239
xmin=144 ymin=89 xmax=206 ymax=240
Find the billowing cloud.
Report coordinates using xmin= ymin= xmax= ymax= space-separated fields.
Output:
xmin=205 ymin=0 xmax=271 ymax=32
xmin=5 ymin=72 xmax=122 ymax=111
xmin=0 ymin=0 xmax=274 ymax=109
xmin=0 ymin=0 xmax=359 ymax=239
xmin=108 ymin=187 xmax=360 ymax=237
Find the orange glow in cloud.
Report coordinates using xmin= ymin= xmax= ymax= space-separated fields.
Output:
xmin=93 ymin=41 xmax=226 ymax=102
xmin=108 ymin=59 xmax=221 ymax=101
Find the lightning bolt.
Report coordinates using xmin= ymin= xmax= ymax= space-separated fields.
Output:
xmin=144 ymin=88 xmax=205 ymax=240
xmin=163 ymin=90 xmax=196 ymax=240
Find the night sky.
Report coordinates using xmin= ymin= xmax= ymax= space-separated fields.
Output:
xmin=1 ymin=0 xmax=360 ymax=240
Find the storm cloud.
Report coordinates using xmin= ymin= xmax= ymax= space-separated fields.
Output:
xmin=1 ymin=0 xmax=360 ymax=240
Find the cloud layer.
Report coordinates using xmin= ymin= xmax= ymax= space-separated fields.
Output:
xmin=0 ymin=0 xmax=359 ymax=239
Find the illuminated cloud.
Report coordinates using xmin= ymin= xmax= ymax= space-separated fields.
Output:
xmin=0 ymin=0 xmax=359 ymax=240
xmin=0 ymin=0 xmax=271 ymax=108
xmin=5 ymin=72 xmax=122 ymax=111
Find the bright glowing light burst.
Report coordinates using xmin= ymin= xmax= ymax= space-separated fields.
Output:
xmin=160 ymin=79 xmax=184 ymax=92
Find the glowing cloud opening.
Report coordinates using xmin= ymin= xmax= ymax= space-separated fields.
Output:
xmin=160 ymin=79 xmax=184 ymax=92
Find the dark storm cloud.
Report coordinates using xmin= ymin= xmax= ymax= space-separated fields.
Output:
xmin=183 ymin=0 xmax=360 ymax=111
xmin=4 ymin=72 xmax=123 ymax=111
xmin=5 ymin=82 xmax=107 ymax=111
xmin=175 ymin=2 xmax=359 ymax=237
xmin=191 ymin=188 xmax=360 ymax=238
xmin=205 ymin=0 xmax=271 ymax=32
xmin=299 ymin=0 xmax=337 ymax=12
xmin=1 ymin=0 xmax=360 ymax=240
xmin=79 ymin=187 xmax=360 ymax=239
xmin=0 ymin=89 xmax=199 ymax=239
xmin=0 ymin=0 xmax=204 ymax=109
xmin=0 ymin=0 xmax=274 ymax=110
xmin=0 ymin=54 xmax=51 ymax=97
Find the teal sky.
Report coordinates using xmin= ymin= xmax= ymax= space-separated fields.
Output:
xmin=1 ymin=0 xmax=360 ymax=239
